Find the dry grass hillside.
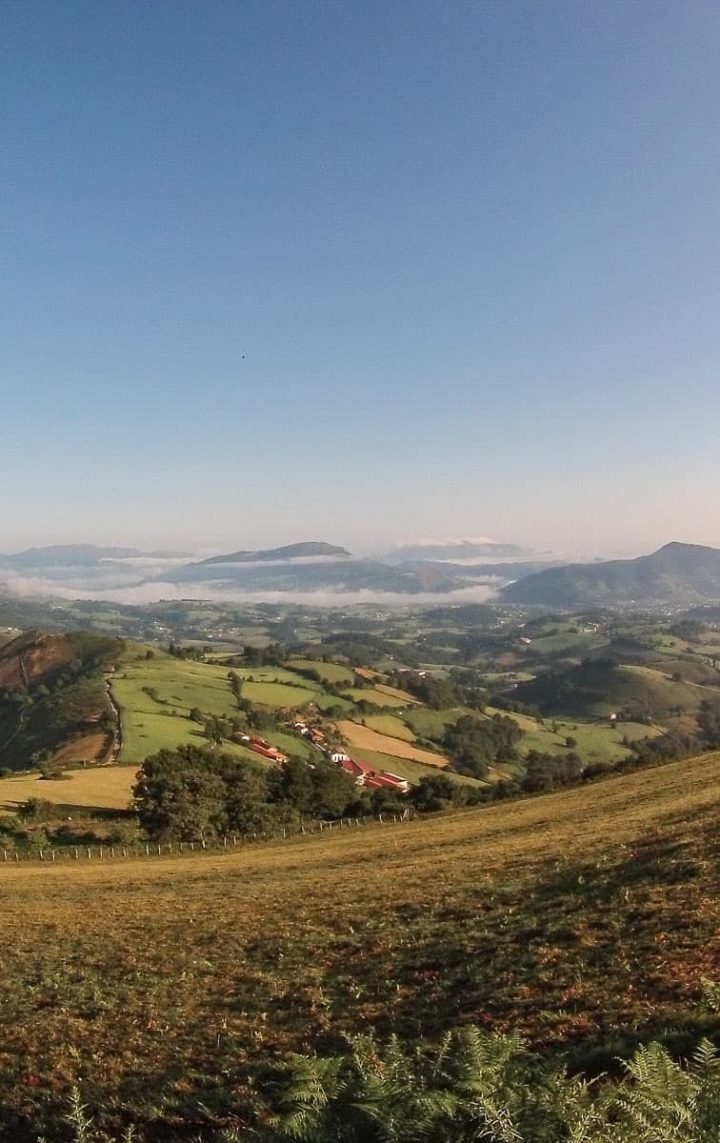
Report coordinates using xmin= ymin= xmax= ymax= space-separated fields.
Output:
xmin=0 ymin=752 xmax=718 ymax=1136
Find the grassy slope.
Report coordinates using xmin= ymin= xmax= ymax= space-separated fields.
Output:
xmin=0 ymin=633 xmax=122 ymax=771
xmin=0 ymin=753 xmax=719 ymax=1134
xmin=0 ymin=766 xmax=138 ymax=812
xmin=113 ymin=652 xmax=426 ymax=771
xmin=113 ymin=653 xmax=323 ymax=763
xmin=286 ymin=659 xmax=356 ymax=685
xmin=340 ymin=686 xmax=411 ymax=708
xmin=336 ymin=720 xmax=448 ymax=767
xmin=514 ymin=660 xmax=718 ymax=723
xmin=404 ymin=704 xmax=660 ymax=766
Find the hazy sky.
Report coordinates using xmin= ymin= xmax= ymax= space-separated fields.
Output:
xmin=2 ymin=0 xmax=719 ymax=557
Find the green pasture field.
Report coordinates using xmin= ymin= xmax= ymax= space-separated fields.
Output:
xmin=270 ymin=730 xmax=314 ymax=759
xmin=241 ymin=666 xmax=325 ymax=688
xmin=113 ymin=650 xmax=365 ymax=751
xmin=402 ymin=706 xmax=471 ymax=739
xmin=112 ymin=653 xmax=241 ymax=762
xmin=515 ymin=718 xmax=661 ymax=763
xmin=650 ymin=658 xmax=720 ymax=685
xmin=341 ymin=685 xmax=411 ymax=708
xmin=404 ymin=703 xmax=659 ymax=767
xmin=241 ymin=680 xmax=322 ymax=708
xmin=524 ymin=631 xmax=608 ymax=655
xmin=483 ymin=705 xmax=661 ymax=763
xmin=117 ymin=706 xmax=268 ymax=769
xmin=362 ymin=713 xmax=416 ymax=741
xmin=112 ymin=651 xmax=333 ymax=764
xmin=286 ymin=658 xmax=356 ymax=685
xmin=2 ymin=752 xmax=720 ymax=1139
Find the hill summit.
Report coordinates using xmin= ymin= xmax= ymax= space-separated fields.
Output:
xmin=195 ymin=541 xmax=350 ymax=566
xmin=502 ymin=541 xmax=720 ymax=606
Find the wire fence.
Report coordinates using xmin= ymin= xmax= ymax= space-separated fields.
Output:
xmin=1 ymin=809 xmax=417 ymax=864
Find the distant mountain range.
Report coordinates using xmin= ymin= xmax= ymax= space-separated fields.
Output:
xmin=194 ymin=542 xmax=350 ymax=566
xmin=501 ymin=542 xmax=720 ymax=607
xmin=0 ymin=540 xmax=545 ymax=599
xmin=8 ymin=539 xmax=718 ymax=607
xmin=0 ymin=544 xmax=188 ymax=569
xmin=164 ymin=542 xmax=452 ymax=593
xmin=381 ymin=539 xmax=532 ymax=564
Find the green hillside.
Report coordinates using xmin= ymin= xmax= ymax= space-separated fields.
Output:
xmin=514 ymin=657 xmax=716 ymax=723
xmin=0 ymin=632 xmax=123 ymax=771
xmin=502 ymin=541 xmax=720 ymax=607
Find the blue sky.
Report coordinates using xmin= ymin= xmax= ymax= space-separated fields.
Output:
xmin=2 ymin=0 xmax=719 ymax=556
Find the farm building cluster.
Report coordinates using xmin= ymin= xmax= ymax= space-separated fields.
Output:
xmin=237 ymin=721 xmax=411 ymax=795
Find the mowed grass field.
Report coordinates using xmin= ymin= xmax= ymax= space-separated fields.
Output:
xmin=336 ymin=720 xmax=448 ymax=766
xmin=0 ymin=766 xmax=138 ymax=811
xmin=0 ymin=753 xmax=720 ymax=1136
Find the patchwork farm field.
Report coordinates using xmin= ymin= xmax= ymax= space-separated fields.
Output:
xmin=111 ymin=653 xmax=334 ymax=764
xmin=1 ymin=752 xmax=719 ymax=1138
xmin=109 ymin=649 xmax=462 ymax=786
xmin=336 ymin=719 xmax=448 ymax=766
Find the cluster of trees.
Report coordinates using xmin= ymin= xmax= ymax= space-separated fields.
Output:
xmin=133 ymin=747 xmax=365 ymax=841
xmin=394 ymin=671 xmax=487 ymax=712
xmin=521 ymin=749 xmax=583 ymax=793
xmin=133 ymin=747 xmax=511 ymax=842
xmin=698 ymin=697 xmax=720 ymax=747
xmin=241 ymin=642 xmax=287 ymax=667
xmin=443 ymin=713 xmax=522 ymax=779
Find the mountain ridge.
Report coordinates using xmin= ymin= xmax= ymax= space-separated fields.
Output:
xmin=501 ymin=541 xmax=720 ymax=606
xmin=194 ymin=541 xmax=351 ymax=566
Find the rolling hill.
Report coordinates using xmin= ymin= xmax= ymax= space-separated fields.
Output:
xmin=512 ymin=656 xmax=716 ymax=723
xmin=2 ymin=751 xmax=720 ymax=1138
xmin=194 ymin=541 xmax=351 ymax=565
xmin=162 ymin=543 xmax=456 ymax=592
xmin=502 ymin=542 xmax=720 ymax=607
xmin=0 ymin=631 xmax=123 ymax=770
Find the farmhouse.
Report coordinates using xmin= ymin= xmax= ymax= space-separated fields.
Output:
xmin=247 ymin=736 xmax=288 ymax=763
xmin=336 ymin=756 xmax=409 ymax=794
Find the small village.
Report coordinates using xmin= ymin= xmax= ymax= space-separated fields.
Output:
xmin=238 ymin=719 xmax=411 ymax=795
